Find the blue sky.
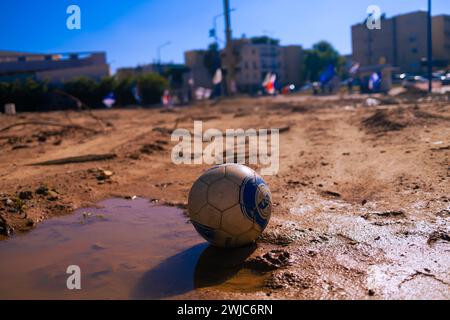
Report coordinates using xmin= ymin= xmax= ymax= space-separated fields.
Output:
xmin=1 ymin=0 xmax=449 ymax=72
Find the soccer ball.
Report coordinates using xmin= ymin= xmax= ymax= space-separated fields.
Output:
xmin=188 ymin=164 xmax=272 ymax=247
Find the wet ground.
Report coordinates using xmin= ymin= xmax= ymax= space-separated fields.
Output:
xmin=0 ymin=198 xmax=205 ymax=299
xmin=0 ymin=94 xmax=449 ymax=299
xmin=0 ymin=197 xmax=275 ymax=299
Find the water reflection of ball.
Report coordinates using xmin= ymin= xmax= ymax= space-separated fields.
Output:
xmin=188 ymin=164 xmax=272 ymax=247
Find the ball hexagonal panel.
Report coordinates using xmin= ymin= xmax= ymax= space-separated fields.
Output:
xmin=191 ymin=204 xmax=222 ymax=229
xmin=210 ymin=229 xmax=235 ymax=247
xmin=221 ymin=204 xmax=254 ymax=236
xmin=200 ymin=165 xmax=225 ymax=185
xmin=188 ymin=178 xmax=209 ymax=216
xmin=225 ymin=163 xmax=256 ymax=186
xmin=207 ymin=178 xmax=239 ymax=211
xmin=235 ymin=227 xmax=262 ymax=247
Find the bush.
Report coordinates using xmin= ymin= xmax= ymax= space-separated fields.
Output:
xmin=136 ymin=73 xmax=168 ymax=105
xmin=114 ymin=76 xmax=135 ymax=106
xmin=0 ymin=79 xmax=48 ymax=112
xmin=0 ymin=72 xmax=169 ymax=112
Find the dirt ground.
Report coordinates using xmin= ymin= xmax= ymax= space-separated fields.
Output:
xmin=0 ymin=91 xmax=449 ymax=299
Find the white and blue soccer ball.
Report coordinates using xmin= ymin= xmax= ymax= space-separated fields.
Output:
xmin=188 ymin=164 xmax=272 ymax=247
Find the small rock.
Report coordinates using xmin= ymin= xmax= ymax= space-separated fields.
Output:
xmin=322 ymin=190 xmax=341 ymax=198
xmin=25 ymin=219 xmax=35 ymax=227
xmin=18 ymin=191 xmax=33 ymax=200
xmin=37 ymin=135 xmax=47 ymax=142
xmin=0 ymin=217 xmax=13 ymax=236
xmin=96 ymin=170 xmax=114 ymax=180
xmin=82 ymin=212 xmax=92 ymax=219
xmin=427 ymin=231 xmax=450 ymax=245
xmin=47 ymin=190 xmax=59 ymax=201
xmin=36 ymin=185 xmax=49 ymax=196
xmin=91 ymin=243 xmax=107 ymax=250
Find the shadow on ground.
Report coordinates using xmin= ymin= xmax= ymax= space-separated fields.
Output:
xmin=132 ymin=243 xmax=256 ymax=299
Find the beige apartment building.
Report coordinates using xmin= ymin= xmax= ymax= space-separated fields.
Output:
xmin=228 ymin=38 xmax=303 ymax=93
xmin=185 ymin=38 xmax=303 ymax=93
xmin=352 ymin=11 xmax=450 ymax=73
xmin=432 ymin=14 xmax=450 ymax=65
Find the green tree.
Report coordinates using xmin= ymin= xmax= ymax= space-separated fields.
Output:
xmin=114 ymin=76 xmax=135 ymax=106
xmin=63 ymin=77 xmax=99 ymax=106
xmin=203 ymin=42 xmax=221 ymax=76
xmin=136 ymin=73 xmax=168 ymax=105
xmin=302 ymin=41 xmax=344 ymax=82
xmin=250 ymin=36 xmax=279 ymax=45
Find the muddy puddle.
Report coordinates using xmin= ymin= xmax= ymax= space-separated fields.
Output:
xmin=0 ymin=198 xmax=261 ymax=299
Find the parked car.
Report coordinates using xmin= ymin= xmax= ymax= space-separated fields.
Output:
xmin=402 ymin=74 xmax=428 ymax=87
xmin=440 ymin=73 xmax=450 ymax=85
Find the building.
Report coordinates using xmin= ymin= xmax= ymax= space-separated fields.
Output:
xmin=281 ymin=45 xmax=303 ymax=87
xmin=184 ymin=50 xmax=213 ymax=89
xmin=352 ymin=11 xmax=450 ymax=74
xmin=0 ymin=51 xmax=110 ymax=83
xmin=184 ymin=38 xmax=303 ymax=94
xmin=215 ymin=37 xmax=302 ymax=93
xmin=432 ymin=14 xmax=450 ymax=67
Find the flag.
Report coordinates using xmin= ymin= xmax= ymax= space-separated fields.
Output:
xmin=212 ymin=68 xmax=222 ymax=85
xmin=161 ymin=89 xmax=171 ymax=106
xmin=319 ymin=64 xmax=335 ymax=86
xmin=262 ymin=72 xmax=276 ymax=95
xmin=368 ymin=71 xmax=382 ymax=91
xmin=349 ymin=63 xmax=360 ymax=75
xmin=102 ymin=92 xmax=115 ymax=108
xmin=195 ymin=87 xmax=212 ymax=100
xmin=132 ymin=85 xmax=141 ymax=104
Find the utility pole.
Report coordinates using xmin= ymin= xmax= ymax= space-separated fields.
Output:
xmin=223 ymin=0 xmax=235 ymax=96
xmin=427 ymin=0 xmax=432 ymax=93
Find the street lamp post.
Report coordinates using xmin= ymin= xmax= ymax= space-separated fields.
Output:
xmin=211 ymin=8 xmax=235 ymax=44
xmin=212 ymin=13 xmax=223 ymax=43
xmin=157 ymin=41 xmax=171 ymax=72
xmin=427 ymin=0 xmax=432 ymax=93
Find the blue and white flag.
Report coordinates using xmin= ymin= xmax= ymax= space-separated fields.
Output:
xmin=349 ymin=63 xmax=360 ymax=75
xmin=319 ymin=64 xmax=335 ymax=86
xmin=368 ymin=71 xmax=382 ymax=91
xmin=132 ymin=85 xmax=141 ymax=104
xmin=102 ymin=92 xmax=116 ymax=108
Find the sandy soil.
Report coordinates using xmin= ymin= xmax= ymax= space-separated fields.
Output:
xmin=0 ymin=92 xmax=449 ymax=299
